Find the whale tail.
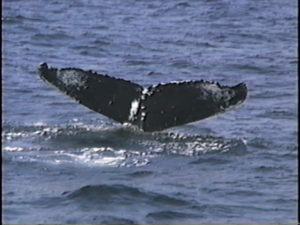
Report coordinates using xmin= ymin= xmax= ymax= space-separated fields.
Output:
xmin=38 ymin=63 xmax=247 ymax=132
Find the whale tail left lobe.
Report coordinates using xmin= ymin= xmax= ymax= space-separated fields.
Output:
xmin=38 ymin=63 xmax=143 ymax=124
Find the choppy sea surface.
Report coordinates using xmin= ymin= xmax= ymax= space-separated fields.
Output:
xmin=2 ymin=0 xmax=298 ymax=224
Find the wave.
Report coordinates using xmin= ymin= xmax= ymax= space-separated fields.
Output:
xmin=28 ymin=183 xmax=194 ymax=223
xmin=146 ymin=210 xmax=201 ymax=220
xmin=2 ymin=15 xmax=46 ymax=25
xmin=63 ymin=184 xmax=190 ymax=207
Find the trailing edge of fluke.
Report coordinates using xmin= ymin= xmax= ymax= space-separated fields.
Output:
xmin=38 ymin=63 xmax=247 ymax=132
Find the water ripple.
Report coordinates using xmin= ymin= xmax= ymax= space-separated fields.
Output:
xmin=3 ymin=123 xmax=248 ymax=167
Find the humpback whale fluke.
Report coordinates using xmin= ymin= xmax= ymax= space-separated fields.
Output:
xmin=38 ymin=63 xmax=247 ymax=132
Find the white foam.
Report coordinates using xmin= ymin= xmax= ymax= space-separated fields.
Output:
xmin=3 ymin=146 xmax=24 ymax=152
xmin=56 ymin=147 xmax=152 ymax=167
xmin=32 ymin=121 xmax=46 ymax=126
xmin=3 ymin=132 xmax=28 ymax=140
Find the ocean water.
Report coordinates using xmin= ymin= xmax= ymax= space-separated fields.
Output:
xmin=2 ymin=0 xmax=298 ymax=224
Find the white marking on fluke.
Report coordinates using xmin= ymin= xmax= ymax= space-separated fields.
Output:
xmin=57 ymin=70 xmax=87 ymax=89
xmin=198 ymin=83 xmax=235 ymax=104
xmin=129 ymin=99 xmax=140 ymax=121
xmin=142 ymin=88 xmax=149 ymax=95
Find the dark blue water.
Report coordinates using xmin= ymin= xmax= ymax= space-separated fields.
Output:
xmin=2 ymin=0 xmax=297 ymax=224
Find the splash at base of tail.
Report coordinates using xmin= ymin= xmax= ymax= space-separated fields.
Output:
xmin=38 ymin=63 xmax=247 ymax=132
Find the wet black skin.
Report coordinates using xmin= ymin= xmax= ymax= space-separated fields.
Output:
xmin=38 ymin=63 xmax=247 ymax=132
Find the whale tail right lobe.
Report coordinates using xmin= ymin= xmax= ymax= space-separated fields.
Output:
xmin=134 ymin=81 xmax=247 ymax=131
